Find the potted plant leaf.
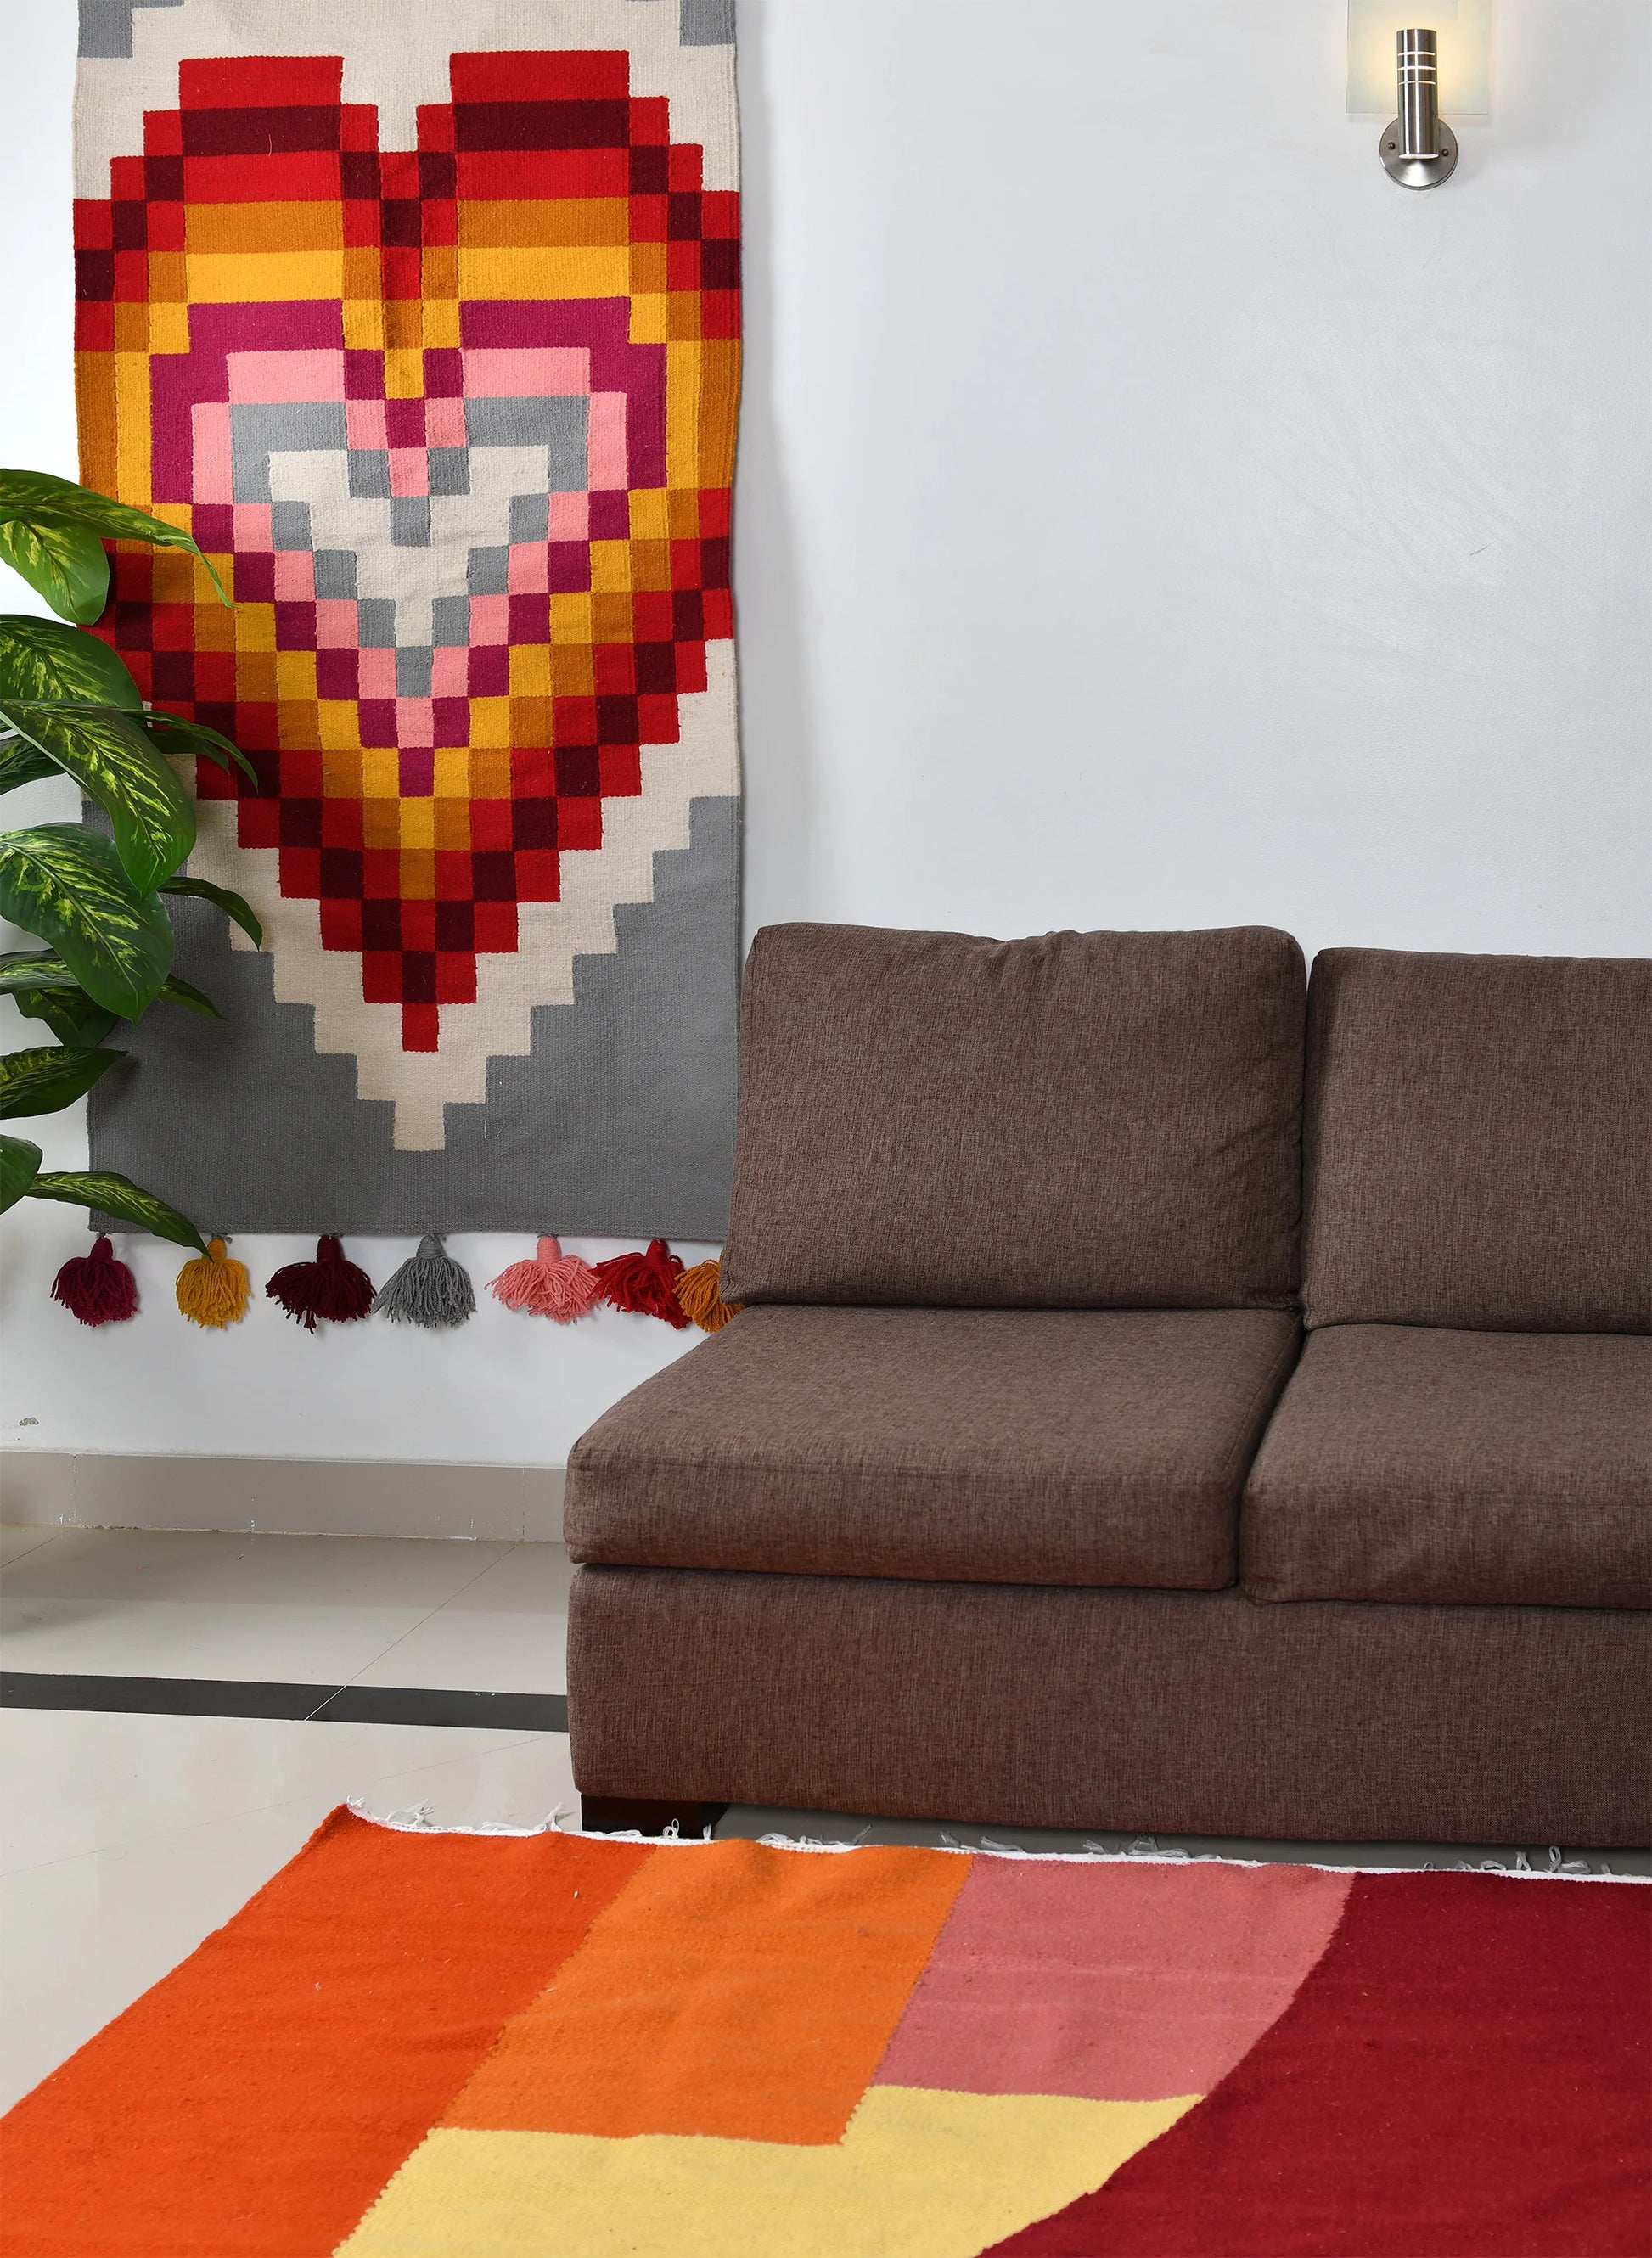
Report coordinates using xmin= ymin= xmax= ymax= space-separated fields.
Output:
xmin=0 ymin=468 xmax=259 ymax=1255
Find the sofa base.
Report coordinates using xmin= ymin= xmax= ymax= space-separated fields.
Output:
xmin=580 ymin=1795 xmax=729 ymax=1839
xmin=567 ymin=1565 xmax=1650 ymax=1848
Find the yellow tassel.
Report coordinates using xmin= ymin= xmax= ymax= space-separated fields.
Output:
xmin=176 ymin=1237 xmax=251 ymax=1328
xmin=674 ymin=1256 xmax=744 ymax=1334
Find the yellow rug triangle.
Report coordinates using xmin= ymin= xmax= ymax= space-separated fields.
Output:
xmin=335 ymin=2083 xmax=1201 ymax=2256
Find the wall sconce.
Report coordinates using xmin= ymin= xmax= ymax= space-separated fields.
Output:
xmin=1347 ymin=0 xmax=1492 ymax=188
xmin=1383 ymin=30 xmax=1456 ymax=187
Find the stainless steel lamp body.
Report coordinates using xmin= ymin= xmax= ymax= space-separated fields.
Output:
xmin=1382 ymin=28 xmax=1459 ymax=188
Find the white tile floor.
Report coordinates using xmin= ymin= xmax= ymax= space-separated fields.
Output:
xmin=2 ymin=1525 xmax=570 ymax=1693
xmin=1 ymin=1525 xmax=1644 ymax=2115
xmin=0 ymin=1526 xmax=583 ymax=2109
xmin=0 ymin=1708 xmax=576 ymax=2111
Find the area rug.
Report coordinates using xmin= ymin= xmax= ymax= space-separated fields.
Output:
xmin=3 ymin=1812 xmax=1647 ymax=2255
xmin=73 ymin=1 xmax=742 ymax=1234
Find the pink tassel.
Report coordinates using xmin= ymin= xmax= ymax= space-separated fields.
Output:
xmin=488 ymin=1234 xmax=600 ymax=1323
xmin=52 ymin=1235 xmax=138 ymax=1327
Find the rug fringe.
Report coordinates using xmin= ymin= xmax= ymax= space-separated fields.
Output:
xmin=350 ymin=1798 xmax=573 ymax=1836
xmin=337 ymin=1806 xmax=1642 ymax=1879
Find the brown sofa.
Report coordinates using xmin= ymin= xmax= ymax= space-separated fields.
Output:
xmin=564 ymin=927 xmax=1651 ymax=1847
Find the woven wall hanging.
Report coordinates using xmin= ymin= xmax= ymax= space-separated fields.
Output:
xmin=73 ymin=0 xmax=741 ymax=1238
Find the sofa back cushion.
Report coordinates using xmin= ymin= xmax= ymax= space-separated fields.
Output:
xmin=720 ymin=924 xmax=1306 ymax=1310
xmin=1302 ymin=948 xmax=1652 ymax=1332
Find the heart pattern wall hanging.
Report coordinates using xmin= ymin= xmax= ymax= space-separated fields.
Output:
xmin=72 ymin=0 xmax=741 ymax=1236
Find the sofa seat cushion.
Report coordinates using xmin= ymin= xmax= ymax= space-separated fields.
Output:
xmin=565 ymin=1305 xmax=1301 ymax=1590
xmin=1242 ymin=1326 xmax=1652 ymax=1609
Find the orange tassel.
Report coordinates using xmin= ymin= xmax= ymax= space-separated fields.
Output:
xmin=176 ymin=1237 xmax=250 ymax=1328
xmin=674 ymin=1257 xmax=744 ymax=1334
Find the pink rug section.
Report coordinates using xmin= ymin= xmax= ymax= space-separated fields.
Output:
xmin=874 ymin=1856 xmax=1353 ymax=2102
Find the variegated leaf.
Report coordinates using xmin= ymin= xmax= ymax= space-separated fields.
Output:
xmin=0 ymin=470 xmax=228 ymax=610
xmin=139 ymin=709 xmax=260 ymax=787
xmin=0 ymin=1042 xmax=121 ymax=1119
xmin=29 ymin=1169 xmax=204 ymax=1250
xmin=0 ymin=823 xmax=172 ymax=1018
xmin=0 ymin=701 xmax=194 ymax=893
xmin=0 ymin=948 xmax=81 ymax=991
xmin=0 ymin=734 xmax=59 ymax=793
xmin=159 ymin=873 xmax=263 ymax=948
xmin=7 ymin=982 xmax=120 ymax=1048
xmin=0 ymin=615 xmax=144 ymax=709
xmin=0 ymin=1132 xmax=42 ymax=1212
xmin=0 ymin=515 xmax=109 ymax=625
xmin=159 ymin=973 xmax=223 ymax=1019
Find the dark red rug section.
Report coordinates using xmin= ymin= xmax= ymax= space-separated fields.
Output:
xmin=991 ymin=1872 xmax=1652 ymax=2258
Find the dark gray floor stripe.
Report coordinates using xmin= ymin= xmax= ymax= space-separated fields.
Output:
xmin=311 ymin=1686 xmax=568 ymax=1733
xmin=1 ymin=1672 xmax=323 ymax=1719
xmin=0 ymin=1672 xmax=567 ymax=1733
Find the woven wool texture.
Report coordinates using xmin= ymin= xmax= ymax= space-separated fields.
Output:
xmin=73 ymin=0 xmax=741 ymax=1233
xmin=2 ymin=1812 xmax=1647 ymax=2255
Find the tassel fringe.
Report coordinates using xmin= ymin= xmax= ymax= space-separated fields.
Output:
xmin=266 ymin=1236 xmax=376 ymax=1331
xmin=59 ymin=1231 xmax=728 ymax=1340
xmin=594 ymin=1239 xmax=689 ymax=1328
xmin=52 ymin=1236 xmax=138 ymax=1327
xmin=674 ymin=1257 xmax=744 ymax=1333
xmin=176 ymin=1237 xmax=251 ymax=1328
xmin=488 ymin=1235 xmax=600 ymax=1322
xmin=372 ymin=1233 xmax=475 ymax=1328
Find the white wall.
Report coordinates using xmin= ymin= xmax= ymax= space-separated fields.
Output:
xmin=3 ymin=1 xmax=1647 ymax=1471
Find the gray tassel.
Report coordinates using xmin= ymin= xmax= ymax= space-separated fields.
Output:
xmin=371 ymin=1233 xmax=475 ymax=1329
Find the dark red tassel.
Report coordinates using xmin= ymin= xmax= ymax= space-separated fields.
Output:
xmin=593 ymin=1238 xmax=690 ymax=1328
xmin=52 ymin=1235 xmax=138 ymax=1327
xmin=265 ymin=1235 xmax=376 ymax=1332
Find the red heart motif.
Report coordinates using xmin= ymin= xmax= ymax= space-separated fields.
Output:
xmin=78 ymin=47 xmax=738 ymax=1054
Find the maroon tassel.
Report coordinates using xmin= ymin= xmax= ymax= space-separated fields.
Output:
xmin=52 ymin=1235 xmax=138 ymax=1328
xmin=265 ymin=1235 xmax=376 ymax=1332
xmin=593 ymin=1238 xmax=690 ymax=1328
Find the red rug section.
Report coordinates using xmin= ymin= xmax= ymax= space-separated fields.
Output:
xmin=0 ymin=1811 xmax=649 ymax=2258
xmin=991 ymin=1870 xmax=1652 ymax=2257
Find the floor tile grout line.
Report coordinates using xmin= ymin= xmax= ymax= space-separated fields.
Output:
xmin=3 ymin=1529 xmax=76 ymax=1559
xmin=330 ymin=1538 xmax=528 ymax=1696
xmin=0 ymin=1531 xmax=73 ymax=1579
xmin=0 ymin=1729 xmax=565 ymax=1885
xmin=1 ymin=1530 xmax=534 ymax=1695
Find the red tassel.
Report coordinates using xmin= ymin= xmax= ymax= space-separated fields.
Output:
xmin=52 ymin=1235 xmax=138 ymax=1327
xmin=593 ymin=1238 xmax=690 ymax=1328
xmin=265 ymin=1235 xmax=376 ymax=1332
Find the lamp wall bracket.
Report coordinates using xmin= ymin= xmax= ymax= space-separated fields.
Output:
xmin=1381 ymin=29 xmax=1458 ymax=188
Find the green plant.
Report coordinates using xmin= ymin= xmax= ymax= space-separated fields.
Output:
xmin=0 ymin=468 xmax=262 ymax=1252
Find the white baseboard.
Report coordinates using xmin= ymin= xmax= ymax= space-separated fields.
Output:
xmin=0 ymin=1451 xmax=566 ymax=1542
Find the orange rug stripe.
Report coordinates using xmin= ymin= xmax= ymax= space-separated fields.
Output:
xmin=0 ymin=1811 xmax=650 ymax=2258
xmin=443 ymin=1835 xmax=971 ymax=2144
